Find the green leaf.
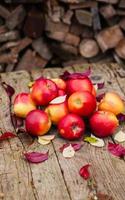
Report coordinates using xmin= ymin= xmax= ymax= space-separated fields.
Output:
xmin=84 ymin=136 xmax=98 ymax=143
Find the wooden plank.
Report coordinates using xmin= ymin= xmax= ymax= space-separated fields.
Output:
xmin=1 ymin=71 xmax=70 ymax=200
xmin=31 ymin=64 xmax=125 ymax=200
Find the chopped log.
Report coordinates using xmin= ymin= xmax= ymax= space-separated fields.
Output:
xmin=119 ymin=18 xmax=125 ymax=30
xmin=70 ymin=1 xmax=97 ymax=9
xmin=59 ymin=0 xmax=86 ymax=3
xmin=11 ymin=37 xmax=32 ymax=54
xmin=96 ymin=25 xmax=124 ymax=52
xmin=45 ymin=15 xmax=69 ymax=33
xmin=0 ymin=26 xmax=8 ymax=35
xmin=6 ymin=5 xmax=26 ymax=30
xmin=99 ymin=5 xmax=116 ymax=19
xmin=32 ymin=37 xmax=53 ymax=60
xmin=81 ymin=26 xmax=94 ymax=38
xmin=0 ymin=52 xmax=18 ymax=64
xmin=23 ymin=7 xmax=44 ymax=38
xmin=0 ymin=31 xmax=20 ymax=43
xmin=0 ymin=41 xmax=20 ymax=52
xmin=62 ymin=10 xmax=73 ymax=25
xmin=47 ymin=32 xmax=66 ymax=42
xmin=96 ymin=0 xmax=119 ymax=4
xmin=70 ymin=21 xmax=85 ymax=36
xmin=119 ymin=0 xmax=125 ymax=8
xmin=116 ymin=10 xmax=125 ymax=16
xmin=51 ymin=6 xmax=61 ymax=23
xmin=60 ymin=43 xmax=78 ymax=56
xmin=75 ymin=10 xmax=92 ymax=26
xmin=64 ymin=33 xmax=80 ymax=47
xmin=16 ymin=50 xmax=47 ymax=71
xmin=5 ymin=64 xmax=16 ymax=72
xmin=91 ymin=6 xmax=101 ymax=32
xmin=79 ymin=39 xmax=99 ymax=58
xmin=115 ymin=38 xmax=125 ymax=59
xmin=0 ymin=5 xmax=10 ymax=19
xmin=62 ymin=57 xmax=88 ymax=67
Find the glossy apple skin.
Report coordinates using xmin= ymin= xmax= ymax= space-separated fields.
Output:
xmin=98 ymin=92 xmax=125 ymax=115
xmin=31 ymin=78 xmax=58 ymax=106
xmin=58 ymin=113 xmax=85 ymax=140
xmin=66 ymin=77 xmax=93 ymax=95
xmin=14 ymin=93 xmax=36 ymax=118
xmin=25 ymin=110 xmax=51 ymax=136
xmin=90 ymin=111 xmax=119 ymax=138
xmin=51 ymin=78 xmax=66 ymax=91
xmin=68 ymin=91 xmax=96 ymax=117
xmin=45 ymin=102 xmax=69 ymax=124
xmin=58 ymin=89 xmax=66 ymax=96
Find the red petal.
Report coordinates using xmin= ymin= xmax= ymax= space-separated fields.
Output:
xmin=1 ymin=82 xmax=15 ymax=98
xmin=0 ymin=132 xmax=16 ymax=141
xmin=60 ymin=68 xmax=91 ymax=80
xmin=96 ymin=93 xmax=105 ymax=102
xmin=108 ymin=142 xmax=125 ymax=157
xmin=59 ymin=143 xmax=82 ymax=152
xmin=117 ymin=113 xmax=125 ymax=122
xmin=79 ymin=164 xmax=91 ymax=180
xmin=97 ymin=82 xmax=105 ymax=89
xmin=24 ymin=151 xmax=49 ymax=163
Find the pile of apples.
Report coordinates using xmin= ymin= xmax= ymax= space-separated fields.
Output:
xmin=13 ymin=71 xmax=125 ymax=140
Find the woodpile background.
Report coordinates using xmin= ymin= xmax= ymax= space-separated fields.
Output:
xmin=0 ymin=0 xmax=125 ymax=72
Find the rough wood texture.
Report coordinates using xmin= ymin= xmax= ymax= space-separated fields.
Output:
xmin=1 ymin=64 xmax=125 ymax=199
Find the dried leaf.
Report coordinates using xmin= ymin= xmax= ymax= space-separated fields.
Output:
xmin=60 ymin=68 xmax=91 ymax=80
xmin=62 ymin=144 xmax=75 ymax=158
xmin=108 ymin=142 xmax=125 ymax=157
xmin=114 ymin=130 xmax=125 ymax=143
xmin=0 ymin=132 xmax=16 ymax=141
xmin=1 ymin=82 xmax=15 ymax=98
xmin=97 ymin=82 xmax=105 ymax=89
xmin=79 ymin=164 xmax=91 ymax=180
xmin=84 ymin=136 xmax=98 ymax=143
xmin=49 ymin=95 xmax=67 ymax=104
xmin=96 ymin=93 xmax=105 ymax=102
xmin=117 ymin=113 xmax=125 ymax=122
xmin=24 ymin=151 xmax=48 ymax=163
xmin=59 ymin=143 xmax=82 ymax=152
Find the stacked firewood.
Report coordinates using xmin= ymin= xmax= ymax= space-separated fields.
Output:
xmin=0 ymin=0 xmax=125 ymax=72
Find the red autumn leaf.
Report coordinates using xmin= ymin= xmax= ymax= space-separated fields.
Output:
xmin=97 ymin=82 xmax=105 ymax=89
xmin=24 ymin=151 xmax=49 ymax=163
xmin=108 ymin=142 xmax=125 ymax=157
xmin=79 ymin=164 xmax=91 ymax=180
xmin=59 ymin=143 xmax=83 ymax=153
xmin=60 ymin=68 xmax=91 ymax=80
xmin=1 ymin=82 xmax=15 ymax=98
xmin=0 ymin=132 xmax=16 ymax=141
xmin=117 ymin=113 xmax=125 ymax=122
xmin=96 ymin=93 xmax=105 ymax=102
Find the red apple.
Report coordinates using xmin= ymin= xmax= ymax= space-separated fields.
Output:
xmin=13 ymin=93 xmax=36 ymax=118
xmin=89 ymin=111 xmax=119 ymax=138
xmin=58 ymin=89 xmax=66 ymax=96
xmin=25 ymin=109 xmax=51 ymax=136
xmin=31 ymin=78 xmax=58 ymax=106
xmin=51 ymin=78 xmax=66 ymax=91
xmin=45 ymin=102 xmax=69 ymax=124
xmin=66 ymin=77 xmax=93 ymax=95
xmin=68 ymin=91 xmax=96 ymax=117
xmin=58 ymin=113 xmax=85 ymax=140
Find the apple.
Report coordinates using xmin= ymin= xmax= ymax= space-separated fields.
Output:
xmin=25 ymin=109 xmax=51 ymax=136
xmin=68 ymin=91 xmax=96 ymax=117
xmin=66 ymin=77 xmax=93 ymax=95
xmin=31 ymin=78 xmax=58 ymax=106
xmin=98 ymin=92 xmax=125 ymax=115
xmin=51 ymin=78 xmax=66 ymax=91
xmin=13 ymin=93 xmax=36 ymax=118
xmin=58 ymin=89 xmax=66 ymax=96
xmin=45 ymin=102 xmax=69 ymax=124
xmin=89 ymin=111 xmax=119 ymax=138
xmin=58 ymin=113 xmax=85 ymax=140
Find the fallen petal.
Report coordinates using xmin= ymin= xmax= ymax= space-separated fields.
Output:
xmin=38 ymin=135 xmax=55 ymax=141
xmin=79 ymin=164 xmax=91 ymax=180
xmin=50 ymin=95 xmax=67 ymax=104
xmin=108 ymin=142 xmax=125 ymax=157
xmin=62 ymin=144 xmax=75 ymax=158
xmin=0 ymin=132 xmax=16 ymax=141
xmin=1 ymin=82 xmax=15 ymax=98
xmin=24 ymin=151 xmax=49 ymax=163
xmin=38 ymin=138 xmax=51 ymax=145
xmin=97 ymin=82 xmax=105 ymax=89
xmin=114 ymin=130 xmax=125 ymax=143
xmin=60 ymin=143 xmax=82 ymax=152
xmin=117 ymin=113 xmax=125 ymax=122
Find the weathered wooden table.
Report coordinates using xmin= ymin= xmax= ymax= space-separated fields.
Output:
xmin=0 ymin=63 xmax=125 ymax=200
